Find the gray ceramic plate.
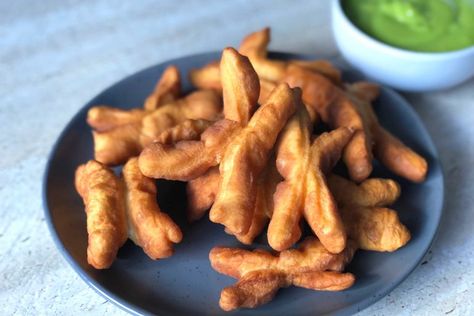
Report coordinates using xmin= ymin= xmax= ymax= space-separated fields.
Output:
xmin=43 ymin=52 xmax=444 ymax=315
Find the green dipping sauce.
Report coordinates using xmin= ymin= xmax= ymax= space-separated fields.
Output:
xmin=343 ymin=0 xmax=474 ymax=52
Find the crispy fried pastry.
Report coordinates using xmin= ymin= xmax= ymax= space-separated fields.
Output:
xmin=93 ymin=123 xmax=143 ymax=166
xmin=236 ymin=27 xmax=428 ymax=182
xmin=93 ymin=89 xmax=222 ymax=166
xmin=209 ymin=83 xmax=297 ymax=235
xmin=139 ymin=119 xmax=241 ymax=180
xmin=220 ymin=47 xmax=260 ymax=124
xmin=87 ymin=106 xmax=147 ymax=132
xmin=210 ymin=237 xmax=357 ymax=311
xmin=139 ymin=89 xmax=222 ymax=145
xmin=284 ymin=64 xmax=427 ymax=182
xmin=186 ymin=48 xmax=264 ymax=224
xmin=230 ymin=159 xmax=281 ymax=244
xmin=75 ymin=160 xmax=128 ymax=269
xmin=328 ymin=174 xmax=400 ymax=208
xmin=155 ymin=119 xmax=213 ymax=145
xmin=189 ymin=28 xmax=341 ymax=92
xmin=186 ymin=166 xmax=221 ymax=222
xmin=189 ymin=61 xmax=222 ymax=91
xmin=144 ymin=65 xmax=181 ymax=111
xmin=268 ymin=98 xmax=353 ymax=253
xmin=122 ymin=158 xmax=182 ymax=259
xmin=239 ymin=27 xmax=342 ymax=84
xmin=328 ymin=174 xmax=410 ymax=251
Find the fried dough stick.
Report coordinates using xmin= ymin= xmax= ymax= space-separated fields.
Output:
xmin=87 ymin=65 xmax=181 ymax=133
xmin=210 ymin=238 xmax=357 ymax=311
xmin=328 ymin=174 xmax=411 ymax=252
xmin=189 ymin=28 xmax=341 ymax=92
xmin=154 ymin=119 xmax=213 ymax=145
xmin=186 ymin=48 xmax=268 ymax=236
xmin=224 ymin=159 xmax=280 ymax=244
xmin=139 ymin=119 xmax=241 ymax=180
xmin=75 ymin=160 xmax=128 ymax=269
xmin=234 ymin=27 xmax=428 ymax=182
xmin=209 ymin=83 xmax=297 ymax=235
xmin=93 ymin=89 xmax=222 ymax=166
xmin=285 ymin=65 xmax=427 ymax=183
xmin=186 ymin=166 xmax=221 ymax=222
xmin=139 ymin=48 xmax=259 ymax=180
xmin=268 ymin=99 xmax=353 ymax=253
xmin=144 ymin=65 xmax=181 ymax=111
xmin=122 ymin=158 xmax=182 ymax=259
xmin=87 ymin=107 xmax=147 ymax=132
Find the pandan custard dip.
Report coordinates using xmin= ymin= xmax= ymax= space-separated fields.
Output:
xmin=342 ymin=0 xmax=474 ymax=52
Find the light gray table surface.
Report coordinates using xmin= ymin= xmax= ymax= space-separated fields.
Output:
xmin=1 ymin=1 xmax=473 ymax=315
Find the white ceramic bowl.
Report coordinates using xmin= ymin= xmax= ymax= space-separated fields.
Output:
xmin=332 ymin=0 xmax=474 ymax=92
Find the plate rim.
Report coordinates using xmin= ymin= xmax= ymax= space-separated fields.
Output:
xmin=43 ymin=51 xmax=445 ymax=316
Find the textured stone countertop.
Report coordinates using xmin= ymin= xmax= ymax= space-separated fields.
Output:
xmin=1 ymin=1 xmax=473 ymax=315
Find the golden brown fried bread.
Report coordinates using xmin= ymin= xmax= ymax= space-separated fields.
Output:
xmin=139 ymin=89 xmax=222 ymax=146
xmin=343 ymin=206 xmax=411 ymax=252
xmin=144 ymin=65 xmax=181 ymax=110
xmin=373 ymin=127 xmax=428 ymax=183
xmin=93 ymin=89 xmax=222 ymax=166
xmin=186 ymin=166 xmax=220 ymax=222
xmin=155 ymin=119 xmax=213 ymax=145
xmin=268 ymin=98 xmax=353 ymax=253
xmin=328 ymin=174 xmax=410 ymax=252
xmin=189 ymin=61 xmax=222 ymax=91
xmin=209 ymin=83 xmax=297 ymax=235
xmin=210 ymin=237 xmax=357 ymax=311
xmin=122 ymin=158 xmax=182 ymax=259
xmin=75 ymin=160 xmax=128 ymax=269
xmin=87 ymin=106 xmax=147 ymax=132
xmin=93 ymin=124 xmax=143 ymax=166
xmin=139 ymin=119 xmax=241 ymax=180
xmin=220 ymin=47 xmax=260 ymax=124
xmin=328 ymin=174 xmax=400 ymax=208
xmin=285 ymin=64 xmax=427 ymax=182
xmin=236 ymin=27 xmax=428 ymax=182
xmin=231 ymin=159 xmax=281 ymax=244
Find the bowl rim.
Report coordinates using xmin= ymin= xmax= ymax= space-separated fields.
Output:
xmin=333 ymin=0 xmax=474 ymax=60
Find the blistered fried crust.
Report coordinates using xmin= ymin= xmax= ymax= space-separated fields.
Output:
xmin=210 ymin=237 xmax=357 ymax=311
xmin=285 ymin=64 xmax=427 ymax=182
xmin=231 ymin=159 xmax=281 ymax=244
xmin=268 ymin=98 xmax=353 ymax=253
xmin=239 ymin=28 xmax=341 ymax=84
xmin=189 ymin=61 xmax=222 ymax=91
xmin=87 ymin=106 xmax=147 ymax=132
xmin=75 ymin=160 xmax=128 ymax=269
xmin=209 ymin=83 xmax=297 ymax=235
xmin=220 ymin=47 xmax=260 ymax=124
xmin=144 ymin=65 xmax=181 ymax=110
xmin=93 ymin=124 xmax=142 ymax=166
xmin=139 ymin=119 xmax=241 ymax=180
xmin=346 ymin=82 xmax=427 ymax=182
xmin=328 ymin=174 xmax=410 ymax=252
xmin=139 ymin=89 xmax=222 ymax=146
xmin=186 ymin=166 xmax=220 ymax=222
xmin=343 ymin=206 xmax=411 ymax=252
xmin=155 ymin=119 xmax=213 ymax=145
xmin=373 ymin=127 xmax=428 ymax=183
xmin=122 ymin=158 xmax=182 ymax=259
xmin=92 ymin=89 xmax=222 ymax=166
xmin=328 ymin=174 xmax=400 ymax=208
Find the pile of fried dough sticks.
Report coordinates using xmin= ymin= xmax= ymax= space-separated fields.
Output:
xmin=75 ymin=28 xmax=427 ymax=311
